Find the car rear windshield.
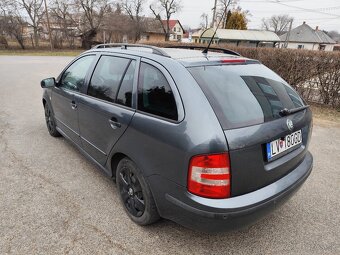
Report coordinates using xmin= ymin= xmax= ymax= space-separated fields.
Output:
xmin=188 ymin=63 xmax=305 ymax=129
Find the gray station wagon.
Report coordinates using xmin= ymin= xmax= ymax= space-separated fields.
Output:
xmin=41 ymin=44 xmax=313 ymax=232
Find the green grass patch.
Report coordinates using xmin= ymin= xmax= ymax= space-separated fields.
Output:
xmin=0 ymin=49 xmax=84 ymax=56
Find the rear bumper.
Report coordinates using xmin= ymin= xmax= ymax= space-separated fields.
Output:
xmin=148 ymin=151 xmax=313 ymax=233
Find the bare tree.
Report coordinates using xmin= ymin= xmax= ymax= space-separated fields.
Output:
xmin=120 ymin=0 xmax=146 ymax=41
xmin=262 ymin=15 xmax=294 ymax=35
xmin=103 ymin=5 xmax=136 ymax=43
xmin=149 ymin=0 xmax=182 ymax=41
xmin=50 ymin=0 xmax=77 ymax=48
xmin=326 ymin=30 xmax=340 ymax=42
xmin=19 ymin=0 xmax=45 ymax=47
xmin=0 ymin=0 xmax=9 ymax=36
xmin=200 ymin=13 xmax=208 ymax=29
xmin=0 ymin=0 xmax=26 ymax=49
xmin=75 ymin=0 xmax=111 ymax=48
xmin=5 ymin=15 xmax=26 ymax=49
xmin=216 ymin=0 xmax=237 ymax=28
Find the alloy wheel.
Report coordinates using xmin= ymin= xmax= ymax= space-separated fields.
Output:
xmin=44 ymin=106 xmax=54 ymax=132
xmin=118 ymin=167 xmax=145 ymax=217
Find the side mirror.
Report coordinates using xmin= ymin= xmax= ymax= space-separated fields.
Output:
xmin=41 ymin=77 xmax=56 ymax=88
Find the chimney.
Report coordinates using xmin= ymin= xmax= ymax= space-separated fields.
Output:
xmin=315 ymin=26 xmax=319 ymax=31
xmin=303 ymin=21 xmax=306 ymax=24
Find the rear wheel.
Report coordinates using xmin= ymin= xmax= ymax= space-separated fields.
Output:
xmin=44 ymin=103 xmax=60 ymax=137
xmin=116 ymin=158 xmax=160 ymax=225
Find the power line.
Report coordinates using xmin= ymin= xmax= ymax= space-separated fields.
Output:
xmin=241 ymin=0 xmax=304 ymax=2
xmin=248 ymin=6 xmax=340 ymax=14
xmin=251 ymin=16 xmax=339 ymax=21
xmin=265 ymin=0 xmax=340 ymax=18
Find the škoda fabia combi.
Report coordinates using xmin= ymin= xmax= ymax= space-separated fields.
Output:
xmin=41 ymin=44 xmax=313 ymax=232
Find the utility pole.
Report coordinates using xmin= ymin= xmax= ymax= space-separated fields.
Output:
xmin=211 ymin=0 xmax=218 ymax=28
xmin=284 ymin=19 xmax=293 ymax=48
xmin=44 ymin=0 xmax=53 ymax=51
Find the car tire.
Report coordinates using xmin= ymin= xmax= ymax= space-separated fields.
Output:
xmin=44 ymin=103 xmax=61 ymax=137
xmin=116 ymin=158 xmax=160 ymax=225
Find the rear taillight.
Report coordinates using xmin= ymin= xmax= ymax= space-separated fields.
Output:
xmin=188 ymin=153 xmax=230 ymax=199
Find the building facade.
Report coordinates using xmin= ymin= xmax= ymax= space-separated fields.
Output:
xmin=279 ymin=22 xmax=336 ymax=51
xmin=194 ymin=28 xmax=280 ymax=48
xmin=162 ymin=20 xmax=185 ymax=41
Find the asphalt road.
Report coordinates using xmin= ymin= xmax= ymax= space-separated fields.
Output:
xmin=0 ymin=56 xmax=339 ymax=255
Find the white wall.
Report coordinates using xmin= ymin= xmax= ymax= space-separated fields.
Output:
xmin=169 ymin=22 xmax=184 ymax=41
xmin=279 ymin=42 xmax=335 ymax=51
xmin=325 ymin=44 xmax=334 ymax=51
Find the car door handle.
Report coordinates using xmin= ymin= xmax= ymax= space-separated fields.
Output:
xmin=108 ymin=118 xmax=121 ymax=129
xmin=71 ymin=101 xmax=77 ymax=110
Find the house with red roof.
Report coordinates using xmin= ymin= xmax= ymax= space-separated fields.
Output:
xmin=162 ymin=20 xmax=185 ymax=41
xmin=139 ymin=18 xmax=185 ymax=42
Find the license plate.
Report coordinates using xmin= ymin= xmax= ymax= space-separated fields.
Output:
xmin=266 ymin=130 xmax=302 ymax=160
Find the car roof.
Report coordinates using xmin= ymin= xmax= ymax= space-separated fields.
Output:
xmin=85 ymin=44 xmax=257 ymax=67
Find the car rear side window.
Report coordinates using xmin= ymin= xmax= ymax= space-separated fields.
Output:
xmin=189 ymin=64 xmax=305 ymax=129
xmin=138 ymin=62 xmax=178 ymax=121
xmin=88 ymin=56 xmax=131 ymax=103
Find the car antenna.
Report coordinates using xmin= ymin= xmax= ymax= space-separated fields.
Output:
xmin=202 ymin=8 xmax=227 ymax=54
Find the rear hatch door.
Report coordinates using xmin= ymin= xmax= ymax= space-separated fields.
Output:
xmin=188 ymin=62 xmax=313 ymax=196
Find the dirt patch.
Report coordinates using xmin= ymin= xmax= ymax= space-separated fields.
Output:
xmin=310 ymin=103 xmax=340 ymax=127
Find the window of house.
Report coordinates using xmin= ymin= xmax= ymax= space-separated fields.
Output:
xmin=297 ymin=45 xmax=304 ymax=49
xmin=138 ymin=62 xmax=178 ymax=121
xmin=173 ymin=27 xmax=176 ymax=32
xmin=88 ymin=56 xmax=131 ymax=103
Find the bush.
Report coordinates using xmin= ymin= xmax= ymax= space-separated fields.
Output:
xmin=147 ymin=42 xmax=340 ymax=109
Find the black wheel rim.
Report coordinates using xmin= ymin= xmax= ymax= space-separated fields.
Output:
xmin=118 ymin=167 xmax=145 ymax=217
xmin=44 ymin=106 xmax=54 ymax=132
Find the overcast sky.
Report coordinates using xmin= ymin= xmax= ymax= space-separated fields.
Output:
xmin=163 ymin=0 xmax=340 ymax=32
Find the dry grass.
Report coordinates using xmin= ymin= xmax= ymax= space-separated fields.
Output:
xmin=310 ymin=103 xmax=340 ymax=124
xmin=0 ymin=49 xmax=83 ymax=56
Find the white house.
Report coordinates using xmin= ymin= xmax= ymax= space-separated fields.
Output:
xmin=279 ymin=22 xmax=336 ymax=51
xmin=162 ymin=20 xmax=185 ymax=41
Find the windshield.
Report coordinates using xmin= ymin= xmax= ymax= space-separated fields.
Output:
xmin=188 ymin=63 xmax=305 ymax=129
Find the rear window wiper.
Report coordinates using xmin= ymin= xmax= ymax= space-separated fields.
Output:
xmin=279 ymin=105 xmax=310 ymax=116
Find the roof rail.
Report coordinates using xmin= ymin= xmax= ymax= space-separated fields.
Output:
xmin=92 ymin=43 xmax=171 ymax=57
xmin=165 ymin=45 xmax=241 ymax=56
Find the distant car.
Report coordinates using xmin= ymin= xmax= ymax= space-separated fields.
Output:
xmin=41 ymin=44 xmax=313 ymax=232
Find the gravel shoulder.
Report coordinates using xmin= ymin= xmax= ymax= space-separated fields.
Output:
xmin=0 ymin=56 xmax=339 ymax=255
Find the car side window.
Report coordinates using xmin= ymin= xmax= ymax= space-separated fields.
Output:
xmin=116 ymin=60 xmax=136 ymax=107
xmin=88 ymin=56 xmax=130 ymax=103
xmin=60 ymin=55 xmax=95 ymax=92
xmin=138 ymin=62 xmax=178 ymax=121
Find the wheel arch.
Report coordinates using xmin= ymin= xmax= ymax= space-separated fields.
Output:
xmin=110 ymin=152 xmax=128 ymax=179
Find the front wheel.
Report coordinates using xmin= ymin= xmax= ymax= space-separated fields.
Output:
xmin=116 ymin=158 xmax=160 ymax=225
xmin=44 ymin=103 xmax=60 ymax=137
